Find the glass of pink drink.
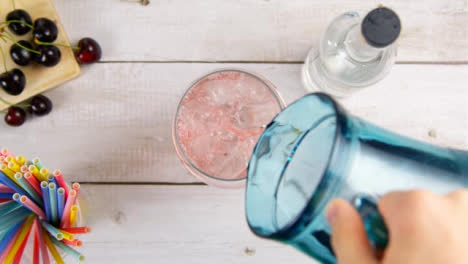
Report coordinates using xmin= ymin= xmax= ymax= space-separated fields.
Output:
xmin=173 ymin=69 xmax=285 ymax=188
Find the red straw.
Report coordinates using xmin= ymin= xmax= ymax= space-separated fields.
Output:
xmin=61 ymin=226 xmax=92 ymax=234
xmin=0 ymin=225 xmax=21 ymax=262
xmin=0 ymin=198 xmax=11 ymax=203
xmin=20 ymin=195 xmax=46 ymax=219
xmin=24 ymin=172 xmax=41 ymax=195
xmin=54 ymin=170 xmax=68 ymax=200
xmin=34 ymin=218 xmax=50 ymax=264
xmin=13 ymin=225 xmax=33 ymax=264
xmin=63 ymin=239 xmax=83 ymax=247
xmin=33 ymin=225 xmax=40 ymax=264
xmin=60 ymin=189 xmax=77 ymax=228
xmin=0 ymin=185 xmax=14 ymax=193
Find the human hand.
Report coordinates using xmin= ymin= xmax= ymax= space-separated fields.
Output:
xmin=325 ymin=190 xmax=468 ymax=264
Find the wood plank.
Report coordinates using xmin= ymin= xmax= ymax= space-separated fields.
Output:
xmin=1 ymin=63 xmax=467 ymax=183
xmin=79 ymin=185 xmax=313 ymax=264
xmin=53 ymin=0 xmax=468 ymax=62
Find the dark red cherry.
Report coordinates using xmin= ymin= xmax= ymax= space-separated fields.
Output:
xmin=30 ymin=95 xmax=53 ymax=116
xmin=6 ymin=9 xmax=32 ymax=36
xmin=75 ymin=38 xmax=102 ymax=64
xmin=5 ymin=106 xmax=26 ymax=127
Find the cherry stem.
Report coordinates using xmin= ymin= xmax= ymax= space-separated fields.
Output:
xmin=0 ymin=46 xmax=8 ymax=73
xmin=1 ymin=33 xmax=40 ymax=55
xmin=0 ymin=20 xmax=34 ymax=30
xmin=0 ymin=97 xmax=30 ymax=108
xmin=11 ymin=0 xmax=15 ymax=10
xmin=34 ymin=38 xmax=80 ymax=51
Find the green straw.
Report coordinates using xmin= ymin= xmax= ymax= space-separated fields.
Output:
xmin=32 ymin=158 xmax=44 ymax=170
xmin=41 ymin=221 xmax=64 ymax=240
xmin=0 ymin=201 xmax=22 ymax=215
xmin=48 ymin=183 xmax=58 ymax=225
xmin=14 ymin=173 xmax=43 ymax=206
xmin=0 ymin=209 xmax=30 ymax=230
xmin=51 ymin=235 xmax=85 ymax=261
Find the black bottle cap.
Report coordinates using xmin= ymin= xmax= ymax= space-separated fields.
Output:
xmin=361 ymin=7 xmax=401 ymax=48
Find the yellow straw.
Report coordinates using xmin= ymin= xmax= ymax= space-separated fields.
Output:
xmin=4 ymin=156 xmax=13 ymax=164
xmin=4 ymin=214 xmax=35 ymax=264
xmin=8 ymin=162 xmax=20 ymax=173
xmin=70 ymin=205 xmax=79 ymax=227
xmin=29 ymin=165 xmax=46 ymax=181
xmin=59 ymin=229 xmax=75 ymax=241
xmin=40 ymin=168 xmax=50 ymax=180
xmin=43 ymin=231 xmax=64 ymax=264
xmin=1 ymin=164 xmax=20 ymax=185
xmin=15 ymin=155 xmax=25 ymax=166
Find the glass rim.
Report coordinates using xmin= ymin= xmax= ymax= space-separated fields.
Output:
xmin=172 ymin=68 xmax=286 ymax=185
xmin=246 ymin=93 xmax=347 ymax=239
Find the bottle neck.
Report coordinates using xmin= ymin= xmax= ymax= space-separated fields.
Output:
xmin=343 ymin=25 xmax=383 ymax=62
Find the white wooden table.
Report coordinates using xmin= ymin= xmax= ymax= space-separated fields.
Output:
xmin=2 ymin=0 xmax=468 ymax=263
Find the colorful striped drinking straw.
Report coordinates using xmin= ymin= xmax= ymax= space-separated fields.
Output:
xmin=0 ymin=148 xmax=90 ymax=262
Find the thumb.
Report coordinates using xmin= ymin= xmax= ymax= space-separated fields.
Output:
xmin=326 ymin=199 xmax=378 ymax=264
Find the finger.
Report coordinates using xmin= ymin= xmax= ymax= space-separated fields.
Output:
xmin=326 ymin=199 xmax=378 ymax=264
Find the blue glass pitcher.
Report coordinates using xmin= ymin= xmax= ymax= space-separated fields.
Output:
xmin=245 ymin=93 xmax=468 ymax=264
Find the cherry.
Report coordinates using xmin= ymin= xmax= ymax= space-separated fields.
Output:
xmin=75 ymin=38 xmax=102 ymax=64
xmin=4 ymin=106 xmax=26 ymax=127
xmin=6 ymin=9 xmax=32 ymax=36
xmin=29 ymin=95 xmax=53 ymax=116
xmin=35 ymin=45 xmax=61 ymax=67
xmin=33 ymin=18 xmax=58 ymax=43
xmin=10 ymin=40 xmax=35 ymax=66
xmin=0 ymin=69 xmax=26 ymax=96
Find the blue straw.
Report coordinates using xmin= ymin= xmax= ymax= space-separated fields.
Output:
xmin=0 ymin=171 xmax=27 ymax=197
xmin=47 ymin=174 xmax=57 ymax=185
xmin=41 ymin=221 xmax=63 ymax=240
xmin=0 ymin=201 xmax=22 ymax=215
xmin=0 ymin=220 xmax=24 ymax=253
xmin=57 ymin=187 xmax=65 ymax=220
xmin=0 ymin=193 xmax=14 ymax=199
xmin=15 ymin=173 xmax=43 ymax=206
xmin=40 ymin=181 xmax=52 ymax=221
xmin=48 ymin=183 xmax=58 ymax=225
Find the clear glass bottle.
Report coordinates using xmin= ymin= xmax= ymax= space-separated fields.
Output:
xmin=302 ymin=7 xmax=401 ymax=97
